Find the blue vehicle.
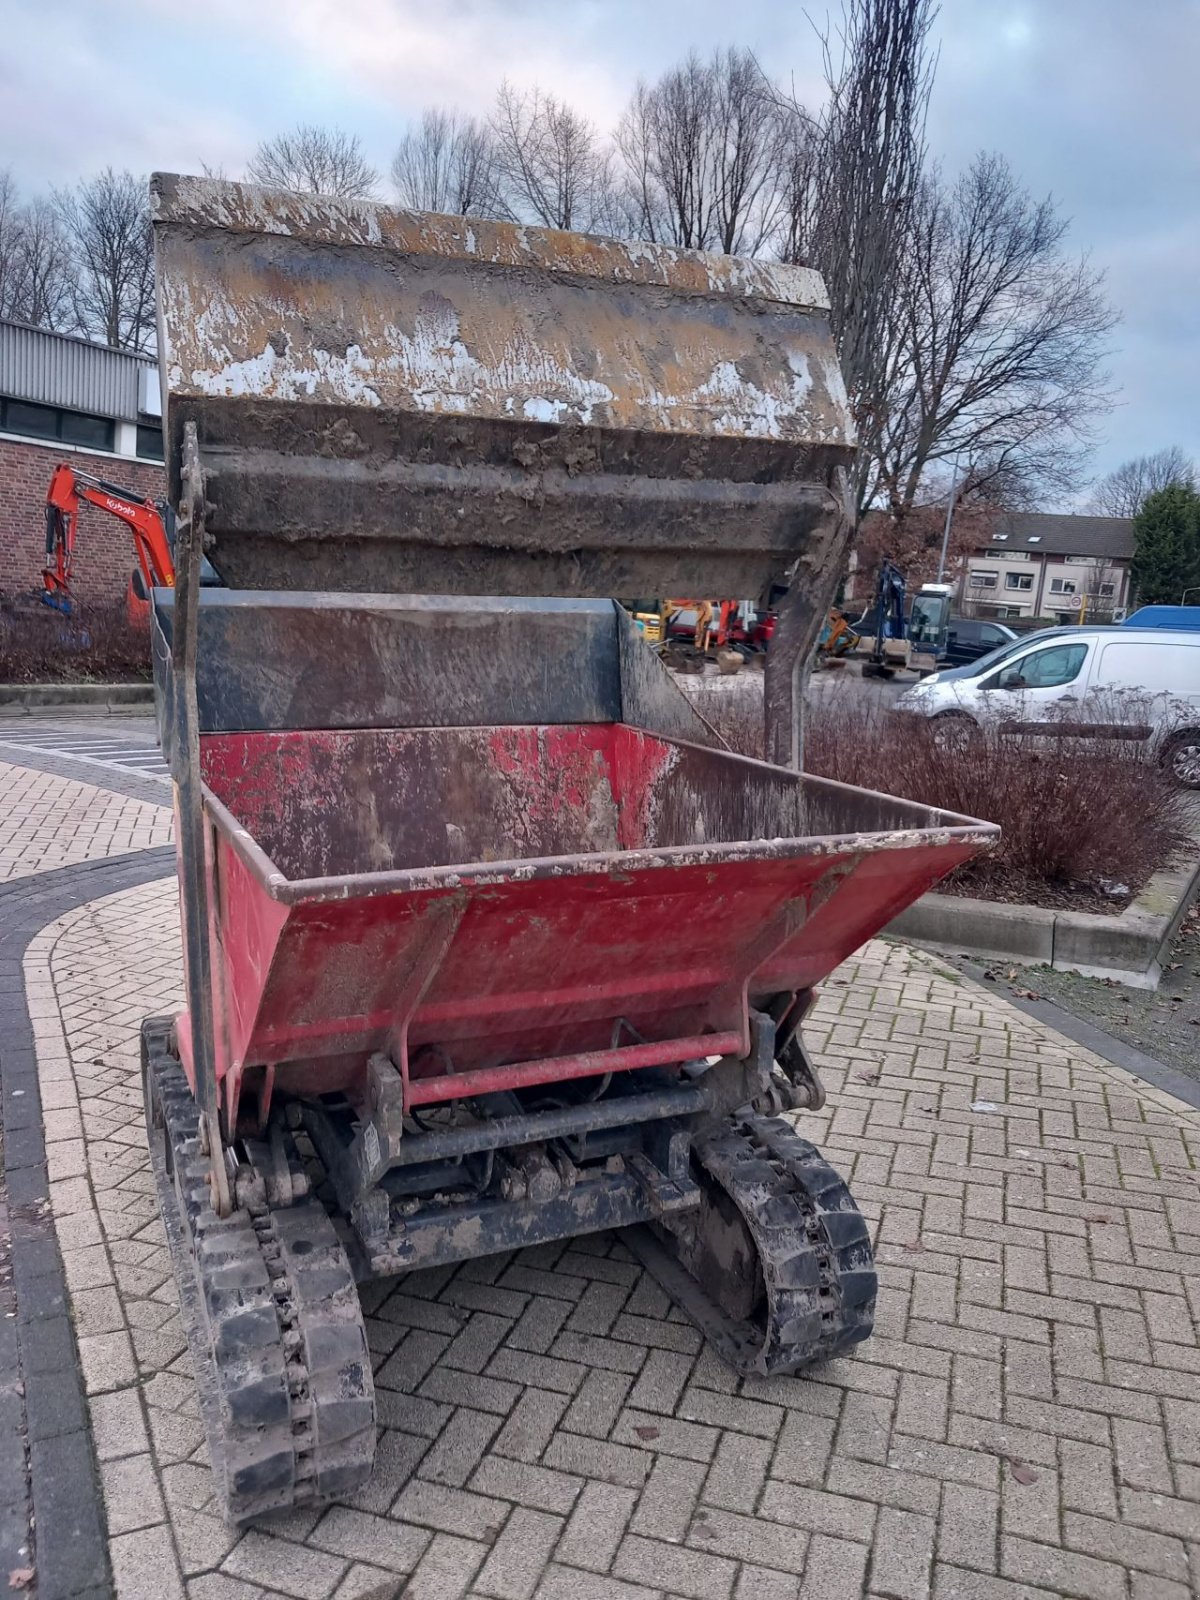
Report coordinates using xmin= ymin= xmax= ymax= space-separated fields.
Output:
xmin=1122 ymin=605 xmax=1200 ymax=630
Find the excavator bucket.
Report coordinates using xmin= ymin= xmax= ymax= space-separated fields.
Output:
xmin=150 ymin=175 xmax=856 ymax=599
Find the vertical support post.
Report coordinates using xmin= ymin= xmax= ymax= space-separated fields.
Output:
xmin=764 ymin=469 xmax=855 ymax=771
xmin=174 ymin=421 xmax=232 ymax=1217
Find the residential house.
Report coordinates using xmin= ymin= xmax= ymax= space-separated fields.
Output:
xmin=956 ymin=511 xmax=1134 ymax=625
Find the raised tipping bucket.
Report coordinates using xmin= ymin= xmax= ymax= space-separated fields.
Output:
xmin=151 ymin=175 xmax=856 ymax=599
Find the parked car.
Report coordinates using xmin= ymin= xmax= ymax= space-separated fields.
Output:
xmin=895 ymin=626 xmax=1200 ymax=786
xmin=941 ymin=617 xmax=1018 ymax=667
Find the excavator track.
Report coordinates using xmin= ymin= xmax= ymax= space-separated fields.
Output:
xmin=624 ymin=1112 xmax=875 ymax=1376
xmin=141 ymin=1018 xmax=375 ymax=1523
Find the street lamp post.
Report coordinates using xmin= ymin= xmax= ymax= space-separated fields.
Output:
xmin=936 ymin=459 xmax=962 ymax=585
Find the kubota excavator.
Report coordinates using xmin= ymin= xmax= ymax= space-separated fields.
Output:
xmin=43 ymin=463 xmax=176 ymax=625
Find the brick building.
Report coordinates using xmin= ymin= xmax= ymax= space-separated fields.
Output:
xmin=0 ymin=319 xmax=166 ymax=605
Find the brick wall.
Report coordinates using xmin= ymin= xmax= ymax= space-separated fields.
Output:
xmin=0 ymin=436 xmax=166 ymax=604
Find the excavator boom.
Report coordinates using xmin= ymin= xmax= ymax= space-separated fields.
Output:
xmin=44 ymin=462 xmax=175 ymax=619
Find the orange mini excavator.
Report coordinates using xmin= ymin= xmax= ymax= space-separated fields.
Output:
xmin=43 ymin=462 xmax=176 ymax=625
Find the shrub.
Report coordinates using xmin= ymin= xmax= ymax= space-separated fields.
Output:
xmin=689 ymin=679 xmax=1191 ymax=906
xmin=0 ymin=593 xmax=151 ymax=684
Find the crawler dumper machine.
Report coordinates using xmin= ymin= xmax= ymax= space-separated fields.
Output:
xmin=142 ymin=175 xmax=998 ymax=1521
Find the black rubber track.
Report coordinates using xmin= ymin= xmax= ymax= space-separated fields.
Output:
xmin=142 ymin=1019 xmax=375 ymax=1523
xmin=624 ymin=1112 xmax=876 ymax=1376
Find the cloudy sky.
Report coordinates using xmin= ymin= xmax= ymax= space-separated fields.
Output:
xmin=4 ymin=0 xmax=1197 ymax=487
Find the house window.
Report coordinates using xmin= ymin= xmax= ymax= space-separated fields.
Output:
xmin=0 ymin=395 xmax=115 ymax=452
xmin=991 ymin=533 xmax=1009 ymax=542
xmin=1004 ymin=573 xmax=1034 ymax=591
xmin=994 ymin=606 xmax=1024 ymax=618
xmin=1049 ymin=578 xmax=1077 ymax=595
xmin=1098 ymin=582 xmax=1115 ymax=597
xmin=969 ymin=571 xmax=998 ymax=589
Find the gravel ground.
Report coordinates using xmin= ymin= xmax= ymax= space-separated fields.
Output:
xmin=944 ymin=896 xmax=1200 ymax=1085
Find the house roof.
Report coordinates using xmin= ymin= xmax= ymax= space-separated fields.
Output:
xmin=985 ymin=511 xmax=1134 ymax=561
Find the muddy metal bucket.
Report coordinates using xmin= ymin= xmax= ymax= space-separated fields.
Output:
xmin=151 ymin=175 xmax=856 ymax=600
xmin=176 ymin=720 xmax=996 ymax=1133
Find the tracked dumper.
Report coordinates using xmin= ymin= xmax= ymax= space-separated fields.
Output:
xmin=143 ymin=175 xmax=999 ymax=1521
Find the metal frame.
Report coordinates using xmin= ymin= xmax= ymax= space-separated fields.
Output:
xmin=172 ymin=422 xmax=231 ymax=1215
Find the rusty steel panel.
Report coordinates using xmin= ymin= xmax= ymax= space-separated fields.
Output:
xmin=151 ymin=174 xmax=856 ymax=597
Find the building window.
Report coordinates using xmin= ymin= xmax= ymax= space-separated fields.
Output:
xmin=1049 ymin=578 xmax=1077 ymax=595
xmin=991 ymin=532 xmax=1009 ymax=542
xmin=1098 ymin=582 xmax=1115 ymax=597
xmin=1004 ymin=573 xmax=1034 ymax=591
xmin=968 ymin=571 xmax=998 ymax=589
xmin=994 ymin=606 xmax=1024 ymax=618
xmin=136 ymin=422 xmax=165 ymax=461
xmin=0 ymin=395 xmax=115 ymax=452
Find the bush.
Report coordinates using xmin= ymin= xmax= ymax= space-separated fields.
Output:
xmin=0 ymin=593 xmax=151 ymax=684
xmin=689 ymin=680 xmax=1191 ymax=907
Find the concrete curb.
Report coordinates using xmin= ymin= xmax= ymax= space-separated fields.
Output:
xmin=890 ymin=845 xmax=1200 ymax=989
xmin=0 ymin=849 xmax=175 ymax=1600
xmin=0 ymin=683 xmax=154 ymax=711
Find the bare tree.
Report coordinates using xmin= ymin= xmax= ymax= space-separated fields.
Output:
xmin=490 ymin=82 xmax=615 ymax=232
xmin=1091 ymin=447 xmax=1194 ymax=518
xmin=868 ymin=153 xmax=1116 ymax=533
xmin=392 ymin=109 xmax=507 ymax=217
xmin=780 ymin=0 xmax=937 ymax=466
xmin=0 ymin=168 xmax=23 ymax=318
xmin=774 ymin=106 xmax=821 ymax=267
xmin=0 ymin=171 xmax=76 ymax=331
xmin=14 ymin=198 xmax=77 ymax=332
xmin=248 ymin=124 xmax=380 ymax=198
xmin=55 ymin=169 xmax=154 ymax=351
xmin=617 ymin=50 xmax=782 ymax=254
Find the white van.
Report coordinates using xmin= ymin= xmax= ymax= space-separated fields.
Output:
xmin=895 ymin=626 xmax=1200 ymax=786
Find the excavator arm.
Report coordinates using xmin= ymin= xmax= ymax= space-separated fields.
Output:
xmin=44 ymin=462 xmax=175 ymax=617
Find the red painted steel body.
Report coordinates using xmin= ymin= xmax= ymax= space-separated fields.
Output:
xmin=170 ymin=722 xmax=992 ymax=1135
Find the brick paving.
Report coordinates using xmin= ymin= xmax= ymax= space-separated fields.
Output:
xmin=0 ymin=758 xmax=171 ymax=881
xmin=22 ymin=858 xmax=1200 ymax=1600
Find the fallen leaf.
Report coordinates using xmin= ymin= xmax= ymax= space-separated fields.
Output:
xmin=902 ymin=1240 xmax=925 ymax=1253
xmin=1166 ymin=962 xmax=1181 ymax=971
xmin=8 ymin=1571 xmax=34 ymax=1591
xmin=855 ymin=1071 xmax=881 ymax=1085
xmin=1008 ymin=1460 xmax=1037 ymax=1485
xmin=1012 ymin=989 xmax=1041 ymax=1001
xmin=634 ymin=1425 xmax=660 ymax=1441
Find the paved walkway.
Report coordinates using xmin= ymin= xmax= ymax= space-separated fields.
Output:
xmin=3 ymin=754 xmax=1200 ymax=1600
xmin=0 ymin=759 xmax=171 ymax=881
